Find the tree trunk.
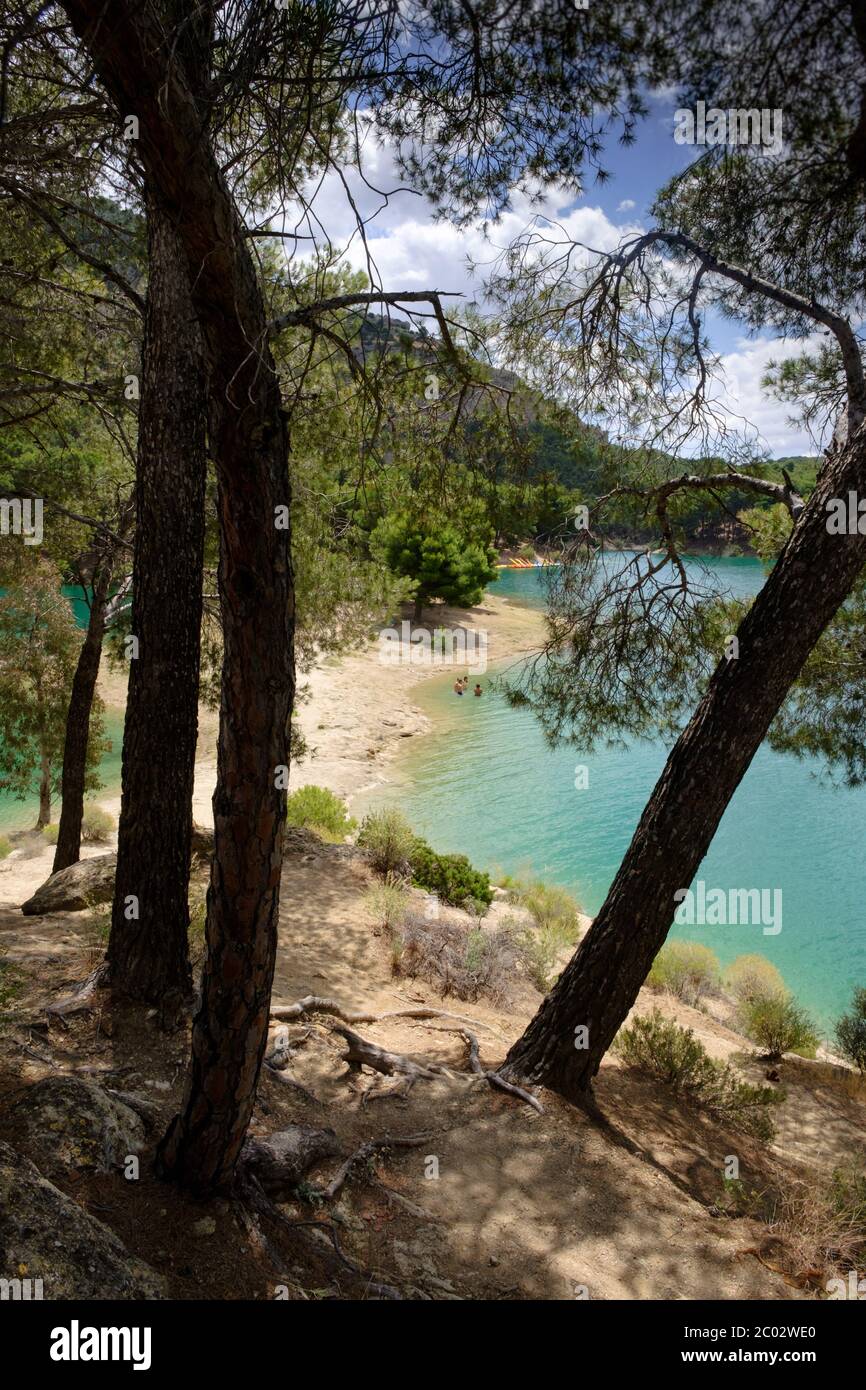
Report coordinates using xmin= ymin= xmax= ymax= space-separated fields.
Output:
xmin=36 ymin=752 xmax=51 ymax=829
xmin=59 ymin=0 xmax=294 ymax=1193
xmin=106 ymin=191 xmax=207 ymax=1007
xmin=53 ymin=559 xmax=113 ymax=872
xmin=501 ymin=424 xmax=866 ymax=1099
xmin=413 ymin=593 xmax=424 ymax=624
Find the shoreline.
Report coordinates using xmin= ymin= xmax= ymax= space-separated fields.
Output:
xmin=0 ymin=589 xmax=546 ymax=887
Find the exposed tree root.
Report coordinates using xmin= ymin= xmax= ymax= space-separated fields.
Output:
xmin=239 ymin=1124 xmax=342 ymax=1198
xmin=330 ymin=1021 xmax=543 ymax=1114
xmin=270 ymin=995 xmax=501 ymax=1034
xmin=459 ymin=1029 xmax=545 ymax=1115
xmin=333 ymin=1024 xmax=455 ymax=1082
xmin=45 ymin=962 xmax=110 ymax=1019
xmin=262 ymin=1063 xmax=322 ymax=1107
xmin=314 ymin=1132 xmax=432 ymax=1201
xmin=237 ymin=1169 xmax=406 ymax=1299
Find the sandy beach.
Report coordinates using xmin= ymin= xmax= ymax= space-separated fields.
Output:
xmin=94 ymin=587 xmax=547 ymax=824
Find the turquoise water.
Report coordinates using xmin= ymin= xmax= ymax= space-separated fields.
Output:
xmin=360 ymin=560 xmax=866 ymax=1031
xmin=0 ymin=587 xmax=125 ymax=833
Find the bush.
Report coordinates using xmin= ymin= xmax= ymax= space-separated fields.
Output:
xmin=41 ymin=824 xmax=59 ymax=844
xmin=357 ymin=808 xmax=415 ymax=875
xmin=647 ymin=940 xmax=721 ymax=1005
xmin=511 ymin=879 xmax=581 ymax=940
xmin=724 ymin=954 xmax=787 ymax=1005
xmin=614 ymin=1009 xmax=781 ymax=1140
xmin=81 ymin=803 xmax=115 ymax=843
xmin=285 ymin=785 xmax=356 ymax=842
xmin=410 ymin=838 xmax=492 ymax=909
xmin=0 ymin=834 xmax=12 ymax=858
xmin=503 ymin=879 xmax=582 ymax=992
xmin=739 ymin=994 xmax=821 ymax=1061
xmin=512 ymin=918 xmax=563 ymax=992
xmin=835 ymin=987 xmax=866 ymax=1074
xmin=397 ymin=912 xmax=517 ymax=1004
xmin=363 ymin=878 xmax=409 ymax=934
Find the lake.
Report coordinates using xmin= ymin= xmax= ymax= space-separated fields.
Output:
xmin=359 ymin=559 xmax=866 ymax=1032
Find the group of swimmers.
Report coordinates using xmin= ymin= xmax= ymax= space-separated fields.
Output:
xmin=453 ymin=676 xmax=483 ymax=697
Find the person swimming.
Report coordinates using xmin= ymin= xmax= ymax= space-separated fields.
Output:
xmin=453 ymin=679 xmax=464 ymax=695
xmin=473 ymin=683 xmax=482 ymax=697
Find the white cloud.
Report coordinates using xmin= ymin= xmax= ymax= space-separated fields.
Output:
xmin=711 ymin=334 xmax=825 ymax=459
xmin=283 ymin=140 xmax=824 ymax=461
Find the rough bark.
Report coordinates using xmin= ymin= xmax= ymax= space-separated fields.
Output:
xmin=501 ymin=423 xmax=866 ymax=1099
xmin=36 ymin=752 xmax=51 ymax=829
xmin=105 ymin=191 xmax=207 ymax=1007
xmin=53 ymin=559 xmax=113 ymax=871
xmin=59 ymin=0 xmax=294 ymax=1192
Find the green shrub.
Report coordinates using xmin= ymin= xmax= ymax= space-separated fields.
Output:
xmin=512 ymin=917 xmax=563 ymax=992
xmin=363 ymin=878 xmax=409 ymax=934
xmin=739 ymin=994 xmax=821 ymax=1061
xmin=614 ymin=1009 xmax=781 ymax=1140
xmin=724 ymin=954 xmax=787 ymax=1004
xmin=512 ymin=879 xmax=581 ymax=941
xmin=81 ymin=803 xmax=115 ymax=843
xmin=285 ymin=785 xmax=356 ymax=842
xmin=647 ymin=940 xmax=720 ymax=1004
xmin=503 ymin=879 xmax=581 ymax=991
xmin=835 ymin=987 xmax=866 ymax=1074
xmin=410 ymin=837 xmax=492 ymax=908
xmin=41 ymin=824 xmax=59 ymax=844
xmin=0 ymin=834 xmax=12 ymax=859
xmin=357 ymin=808 xmax=415 ymax=875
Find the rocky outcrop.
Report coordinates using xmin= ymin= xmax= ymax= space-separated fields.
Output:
xmin=0 ymin=1142 xmax=164 ymax=1299
xmin=10 ymin=1077 xmax=145 ymax=1178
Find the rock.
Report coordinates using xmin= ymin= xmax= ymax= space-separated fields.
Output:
xmin=0 ymin=1142 xmax=165 ymax=1298
xmin=11 ymin=1077 xmax=145 ymax=1178
xmin=240 ymin=1124 xmax=342 ymax=1196
xmin=190 ymin=823 xmax=214 ymax=859
xmin=21 ymin=853 xmax=117 ymax=915
xmin=191 ymin=1217 xmax=216 ymax=1236
xmin=21 ymin=824 xmax=214 ymax=916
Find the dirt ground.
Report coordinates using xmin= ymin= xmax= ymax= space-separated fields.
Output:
xmin=2 ymin=829 xmax=864 ymax=1301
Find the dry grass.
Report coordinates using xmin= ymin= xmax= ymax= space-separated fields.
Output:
xmin=396 ymin=912 xmax=519 ymax=1006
